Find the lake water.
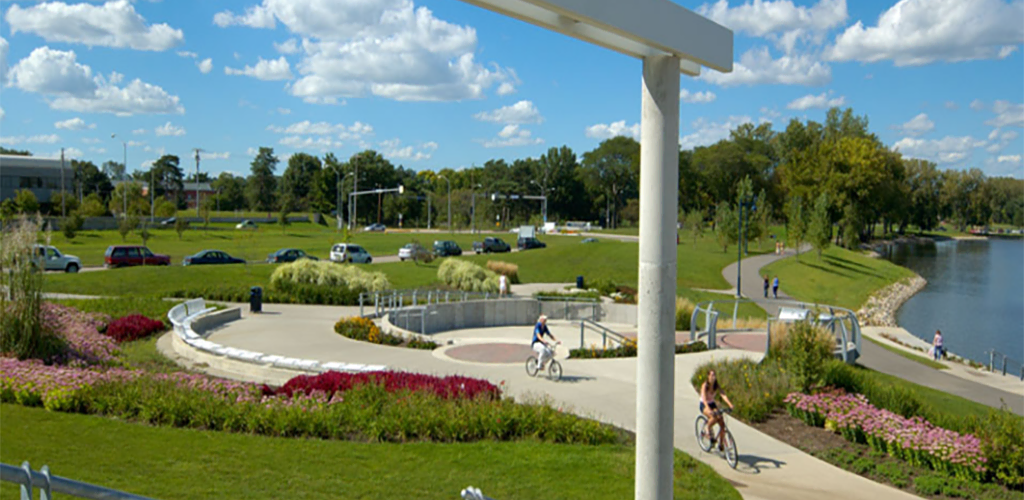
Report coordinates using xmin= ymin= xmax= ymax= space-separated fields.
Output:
xmin=880 ymin=238 xmax=1024 ymax=366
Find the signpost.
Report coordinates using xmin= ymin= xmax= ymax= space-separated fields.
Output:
xmin=454 ymin=1 xmax=732 ymax=498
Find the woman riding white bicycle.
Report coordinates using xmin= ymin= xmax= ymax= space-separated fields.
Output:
xmin=700 ymin=369 xmax=734 ymax=451
xmin=532 ymin=315 xmax=558 ymax=371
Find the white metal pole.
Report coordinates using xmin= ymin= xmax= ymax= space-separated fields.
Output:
xmin=636 ymin=54 xmax=680 ymax=500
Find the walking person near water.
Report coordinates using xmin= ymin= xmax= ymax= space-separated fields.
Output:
xmin=932 ymin=329 xmax=944 ymax=360
xmin=772 ymin=276 xmax=779 ymax=299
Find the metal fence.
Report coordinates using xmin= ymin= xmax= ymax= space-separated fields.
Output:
xmin=360 ymin=289 xmax=502 ymax=317
xmin=536 ymin=296 xmax=600 ymax=322
xmin=987 ymin=349 xmax=1024 ymax=380
xmin=578 ymin=318 xmax=630 ymax=349
xmin=1 ymin=462 xmax=157 ymax=500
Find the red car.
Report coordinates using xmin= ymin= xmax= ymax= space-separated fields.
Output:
xmin=104 ymin=245 xmax=171 ymax=268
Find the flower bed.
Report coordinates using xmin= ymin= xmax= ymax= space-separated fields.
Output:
xmin=1 ymin=358 xmax=616 ymax=444
xmin=335 ymin=317 xmax=439 ymax=350
xmin=786 ymin=389 xmax=987 ymax=482
xmin=105 ymin=314 xmax=166 ymax=343
xmin=569 ymin=341 xmax=707 ymax=359
xmin=41 ymin=303 xmax=121 ymax=366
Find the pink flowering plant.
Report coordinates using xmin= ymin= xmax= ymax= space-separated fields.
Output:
xmin=39 ymin=303 xmax=121 ymax=366
xmin=786 ymin=389 xmax=987 ymax=482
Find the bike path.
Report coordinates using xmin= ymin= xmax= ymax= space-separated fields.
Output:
xmin=721 ymin=249 xmax=1024 ymax=415
xmin=170 ymin=303 xmax=922 ymax=500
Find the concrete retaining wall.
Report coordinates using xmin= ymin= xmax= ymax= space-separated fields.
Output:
xmin=387 ymin=299 xmax=639 ymax=336
xmin=191 ymin=307 xmax=242 ymax=335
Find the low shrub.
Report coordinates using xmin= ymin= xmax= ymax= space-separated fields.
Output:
xmin=104 ymin=315 xmax=166 ymax=343
xmin=275 ymin=371 xmax=500 ymax=401
xmin=437 ymin=259 xmax=499 ymax=293
xmin=334 ymin=317 xmax=400 ymax=346
xmin=821 ymin=360 xmax=923 ymax=419
xmin=569 ymin=340 xmax=707 ymax=359
xmin=691 ymin=358 xmax=791 ymax=422
xmin=534 ymin=290 xmax=602 ymax=301
xmin=406 ymin=337 xmax=440 ymax=350
xmin=675 ymin=297 xmax=695 ymax=331
xmin=486 ymin=260 xmax=520 ymax=284
xmin=770 ymin=321 xmax=835 ymax=392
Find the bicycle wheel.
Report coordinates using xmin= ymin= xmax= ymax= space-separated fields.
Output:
xmin=525 ymin=356 xmax=539 ymax=377
xmin=695 ymin=416 xmax=712 ymax=452
xmin=548 ymin=361 xmax=562 ymax=381
xmin=723 ymin=430 xmax=738 ymax=469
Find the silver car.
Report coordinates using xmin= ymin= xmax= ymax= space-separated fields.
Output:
xmin=330 ymin=243 xmax=373 ymax=264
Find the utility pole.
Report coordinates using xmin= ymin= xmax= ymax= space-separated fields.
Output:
xmin=60 ymin=148 xmax=66 ymax=218
xmin=377 ymin=185 xmax=382 ymax=224
xmin=192 ymin=149 xmax=202 ymax=217
xmin=352 ymin=158 xmax=359 ymax=230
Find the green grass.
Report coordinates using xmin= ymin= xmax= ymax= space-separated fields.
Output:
xmin=680 ymin=290 xmax=768 ymax=321
xmin=761 ymin=246 xmax=916 ymax=309
xmin=864 ymin=336 xmax=948 ymax=370
xmin=0 ymin=404 xmax=740 ymax=500
xmin=118 ymin=335 xmax=182 ymax=373
xmin=848 ymin=365 xmax=993 ymax=421
xmin=51 ymin=296 xmax=180 ymax=324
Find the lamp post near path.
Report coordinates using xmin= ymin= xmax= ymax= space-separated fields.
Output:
xmin=455 ymin=2 xmax=732 ymax=498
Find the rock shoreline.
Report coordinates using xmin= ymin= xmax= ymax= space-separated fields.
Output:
xmin=855 ymin=274 xmax=927 ymax=327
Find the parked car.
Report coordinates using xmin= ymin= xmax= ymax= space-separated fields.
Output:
xmin=330 ymin=243 xmax=373 ymax=264
xmin=472 ymin=237 xmax=511 ymax=254
xmin=433 ymin=240 xmax=462 ymax=257
xmin=104 ymin=245 xmax=171 ymax=268
xmin=364 ymin=223 xmax=386 ymax=232
xmin=183 ymin=250 xmax=246 ymax=266
xmin=581 ymin=237 xmax=599 ymax=244
xmin=398 ymin=243 xmax=429 ymax=261
xmin=267 ymin=248 xmax=318 ymax=263
xmin=517 ymin=236 xmax=547 ymax=250
xmin=160 ymin=217 xmax=177 ymax=226
xmin=32 ymin=244 xmax=82 ymax=273
xmin=236 ymin=220 xmax=258 ymax=229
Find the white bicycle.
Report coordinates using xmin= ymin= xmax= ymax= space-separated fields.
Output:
xmin=525 ymin=341 xmax=562 ymax=381
xmin=695 ymin=407 xmax=738 ymax=469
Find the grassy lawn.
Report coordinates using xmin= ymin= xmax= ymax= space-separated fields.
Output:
xmin=863 ymin=336 xmax=948 ymax=370
xmin=0 ymin=404 xmax=739 ymax=500
xmin=849 ymin=365 xmax=993 ymax=421
xmin=760 ymin=246 xmax=916 ymax=310
xmin=51 ymin=296 xmax=181 ymax=323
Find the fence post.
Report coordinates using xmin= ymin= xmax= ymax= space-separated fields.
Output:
xmin=1002 ymin=356 xmax=1007 ymax=376
xmin=564 ymin=300 xmax=569 ymax=320
xmin=990 ymin=351 xmax=995 ymax=372
xmin=580 ymin=321 xmax=584 ymax=349
xmin=413 ymin=290 xmax=418 ymax=306
xmin=359 ymin=293 xmax=364 ymax=317
xmin=20 ymin=461 xmax=32 ymax=500
xmin=732 ymin=301 xmax=738 ymax=329
xmin=40 ymin=464 xmax=52 ymax=500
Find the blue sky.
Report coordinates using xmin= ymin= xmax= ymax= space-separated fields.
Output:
xmin=1 ymin=0 xmax=1022 ymax=178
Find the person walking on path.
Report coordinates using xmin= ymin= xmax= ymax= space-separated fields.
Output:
xmin=763 ymin=275 xmax=770 ymax=298
xmin=932 ymin=330 xmax=945 ymax=361
xmin=499 ymin=274 xmax=508 ymax=297
xmin=772 ymin=275 xmax=780 ymax=299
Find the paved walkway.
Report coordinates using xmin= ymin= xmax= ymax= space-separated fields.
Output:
xmin=722 ymin=249 xmax=1024 ymax=415
xmin=161 ymin=303 xmax=922 ymax=500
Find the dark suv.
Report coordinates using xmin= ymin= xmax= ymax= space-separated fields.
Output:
xmin=104 ymin=245 xmax=171 ymax=268
xmin=433 ymin=240 xmax=462 ymax=257
xmin=517 ymin=236 xmax=547 ymax=250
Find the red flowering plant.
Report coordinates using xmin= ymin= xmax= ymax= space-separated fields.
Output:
xmin=104 ymin=314 xmax=166 ymax=343
xmin=276 ymin=370 xmax=501 ymax=401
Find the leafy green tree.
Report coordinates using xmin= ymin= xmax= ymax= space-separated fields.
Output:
xmin=139 ymin=222 xmax=152 ymax=247
xmin=755 ymin=188 xmax=771 ymax=250
xmin=13 ymin=190 xmax=39 ymax=214
xmin=580 ymin=136 xmax=639 ymax=229
xmin=78 ymin=193 xmax=107 ymax=217
xmin=786 ymin=197 xmax=806 ymax=257
xmin=174 ymin=218 xmax=189 ymax=240
xmin=149 ymin=155 xmax=185 ymax=208
xmin=714 ymin=202 xmax=738 ymax=252
xmin=0 ymin=146 xmax=31 ymax=155
xmin=539 ymin=146 xmax=586 ymax=221
xmin=280 ymin=152 xmax=322 ymax=209
xmin=154 ymin=198 xmax=177 ymax=217
xmin=246 ymin=147 xmax=279 ymax=216
xmin=102 ymin=161 xmax=126 ymax=184
xmin=841 ymin=203 xmax=861 ymax=249
xmin=72 ymin=160 xmax=113 ymax=202
xmin=211 ymin=172 xmax=247 ymax=212
xmin=49 ymin=192 xmax=79 ymax=216
xmin=808 ymin=192 xmax=832 ymax=259
xmin=1 ymin=199 xmax=18 ymax=222
xmin=278 ymin=196 xmax=293 ymax=233
xmin=685 ymin=209 xmax=705 ymax=246
xmin=108 ymin=182 xmax=146 ymax=217
xmin=117 ymin=216 xmax=136 ymax=242
xmin=61 ymin=214 xmax=83 ymax=240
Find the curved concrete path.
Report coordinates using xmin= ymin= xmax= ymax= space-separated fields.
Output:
xmin=161 ymin=303 xmax=922 ymax=500
xmin=723 ymin=249 xmax=1024 ymax=415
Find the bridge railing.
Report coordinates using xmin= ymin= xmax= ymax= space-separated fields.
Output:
xmin=2 ymin=462 xmax=157 ymax=500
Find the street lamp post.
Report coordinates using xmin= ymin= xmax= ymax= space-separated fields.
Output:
xmin=193 ymin=149 xmax=202 ymax=217
xmin=470 ymin=183 xmax=482 ymax=234
xmin=438 ymin=175 xmax=451 ymax=233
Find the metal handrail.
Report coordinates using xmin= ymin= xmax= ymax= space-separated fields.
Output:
xmin=360 ymin=289 xmax=503 ymax=317
xmin=2 ymin=462 xmax=157 ymax=500
xmin=987 ymin=349 xmax=1024 ymax=380
xmin=578 ymin=318 xmax=631 ymax=349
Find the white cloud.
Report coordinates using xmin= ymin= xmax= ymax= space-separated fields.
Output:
xmin=204 ymin=151 xmax=231 ymax=160
xmin=267 ymin=120 xmax=373 ymax=140
xmin=700 ymin=46 xmax=831 ymax=86
xmin=379 ymin=138 xmax=435 ymax=161
xmin=496 ymin=82 xmax=516 ymax=96
xmin=155 ymin=122 xmax=186 ymax=136
xmin=82 ymin=138 xmax=100 ymax=144
xmin=0 ymin=134 xmax=61 ymax=145
xmin=88 ymin=147 xmax=106 ymax=154
xmin=132 ymin=129 xmax=146 ymax=135
xmin=970 ymin=99 xmax=987 ymax=111
xmin=279 ymin=135 xmax=341 ymax=151
xmin=277 ymin=107 xmax=291 ymax=114
xmin=944 ymin=101 xmax=958 ymax=110
xmin=197 ymin=58 xmax=213 ymax=74
xmin=9 ymin=47 xmax=183 ymax=116
xmin=216 ymin=0 xmax=516 ymax=102
xmin=0 ymin=108 xmax=5 ymax=121
xmin=585 ymin=120 xmax=640 ymax=140
xmin=985 ymin=129 xmax=1019 ymax=154
xmin=894 ymin=135 xmax=986 ymax=164
xmin=681 ymin=115 xmax=754 ymax=150
xmin=0 ymin=37 xmax=9 ymax=85
xmin=474 ymin=100 xmax=542 ymax=124
xmin=177 ymin=51 xmax=198 ymax=58
xmin=54 ymin=117 xmax=95 ymax=130
xmin=786 ymin=92 xmax=846 ymax=110
xmin=986 ymin=101 xmax=1024 ymax=128
xmin=997 ymin=154 xmax=1022 ymax=164
xmin=896 ymin=113 xmax=935 ymax=137
xmin=6 ymin=0 xmax=184 ymax=51
xmin=697 ymin=0 xmax=848 ymax=53
xmin=680 ymin=89 xmax=717 ymax=103
xmin=274 ymin=38 xmax=300 ymax=54
xmin=826 ymin=0 xmax=1024 ymax=66
xmin=225 ymin=56 xmax=293 ymax=80
xmin=36 ymin=147 xmax=83 ymax=160
xmin=480 ymin=124 xmax=543 ymax=148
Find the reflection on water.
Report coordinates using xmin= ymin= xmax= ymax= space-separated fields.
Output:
xmin=882 ymin=238 xmax=1024 ymax=365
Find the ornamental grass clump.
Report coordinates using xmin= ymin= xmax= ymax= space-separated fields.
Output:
xmin=485 ymin=261 xmax=519 ymax=284
xmin=271 ymin=259 xmax=390 ymax=294
xmin=675 ymin=297 xmax=695 ymax=330
xmin=785 ymin=389 xmax=988 ymax=482
xmin=691 ymin=358 xmax=792 ymax=422
xmin=438 ymin=259 xmax=500 ymax=293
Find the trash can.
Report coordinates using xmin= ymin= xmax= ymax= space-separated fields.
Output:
xmin=249 ymin=286 xmax=263 ymax=313
xmin=576 ymin=276 xmax=584 ymax=289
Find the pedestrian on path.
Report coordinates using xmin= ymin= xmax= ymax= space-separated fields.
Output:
xmin=772 ymin=276 xmax=779 ymax=299
xmin=763 ymin=275 xmax=769 ymax=298
xmin=499 ymin=274 xmax=508 ymax=297
xmin=932 ymin=329 xmax=944 ymax=361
